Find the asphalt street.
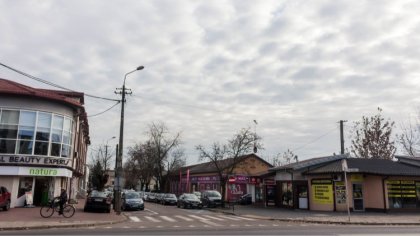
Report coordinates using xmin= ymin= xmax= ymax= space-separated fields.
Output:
xmin=2 ymin=202 xmax=420 ymax=235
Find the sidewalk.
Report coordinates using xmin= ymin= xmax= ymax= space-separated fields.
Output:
xmin=212 ymin=204 xmax=420 ymax=225
xmin=0 ymin=199 xmax=127 ymax=231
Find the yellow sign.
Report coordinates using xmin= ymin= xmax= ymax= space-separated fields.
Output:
xmin=312 ymin=184 xmax=333 ymax=204
xmin=351 ymin=174 xmax=364 ymax=182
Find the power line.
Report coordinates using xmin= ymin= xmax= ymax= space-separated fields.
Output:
xmin=87 ymin=101 xmax=121 ymax=117
xmin=0 ymin=62 xmax=119 ymax=102
xmin=291 ymin=126 xmax=338 ymax=152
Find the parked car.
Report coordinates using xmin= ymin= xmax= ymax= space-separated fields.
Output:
xmin=146 ymin=192 xmax=156 ymax=202
xmin=161 ymin=193 xmax=177 ymax=205
xmin=155 ymin=193 xmax=164 ymax=203
xmin=192 ymin=191 xmax=201 ymax=199
xmin=177 ymin=193 xmax=203 ymax=209
xmin=201 ymin=190 xmax=222 ymax=208
xmin=122 ymin=192 xmax=144 ymax=211
xmin=237 ymin=193 xmax=252 ymax=205
xmin=0 ymin=186 xmax=11 ymax=211
xmin=84 ymin=190 xmax=112 ymax=213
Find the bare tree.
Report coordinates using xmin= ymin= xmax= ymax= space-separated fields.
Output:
xmin=351 ymin=107 xmax=396 ymax=160
xmin=89 ymin=145 xmax=113 ymax=191
xmin=126 ymin=142 xmax=156 ymax=191
xmin=398 ymin=118 xmax=420 ymax=157
xmin=196 ymin=128 xmax=263 ymax=206
xmin=163 ymin=149 xmax=186 ymax=192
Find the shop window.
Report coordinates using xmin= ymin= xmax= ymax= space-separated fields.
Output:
xmin=51 ymin=143 xmax=61 ymax=157
xmin=51 ymin=129 xmax=62 ymax=143
xmin=17 ymin=140 xmax=33 ymax=154
xmin=18 ymin=177 xmax=33 ymax=198
xmin=37 ymin=113 xmax=51 ymax=129
xmin=0 ymin=124 xmax=18 ymax=139
xmin=62 ymin=131 xmax=71 ymax=145
xmin=36 ymin=127 xmax=50 ymax=141
xmin=61 ymin=144 xmax=70 ymax=157
xmin=0 ymin=139 xmax=16 ymax=153
xmin=34 ymin=141 xmax=49 ymax=155
xmin=18 ymin=126 xmax=35 ymax=140
xmin=19 ymin=111 xmax=36 ymax=126
xmin=1 ymin=110 xmax=19 ymax=124
xmin=281 ymin=182 xmax=293 ymax=207
xmin=387 ymin=180 xmax=418 ymax=209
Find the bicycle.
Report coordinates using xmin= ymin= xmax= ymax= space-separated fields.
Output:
xmin=40 ymin=197 xmax=75 ymax=218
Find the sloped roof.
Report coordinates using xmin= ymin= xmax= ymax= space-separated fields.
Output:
xmin=395 ymin=155 xmax=420 ymax=167
xmin=179 ymin=153 xmax=272 ymax=175
xmin=269 ymin=154 xmax=348 ymax=172
xmin=0 ymin=78 xmax=84 ymax=108
xmin=304 ymin=158 xmax=420 ymax=176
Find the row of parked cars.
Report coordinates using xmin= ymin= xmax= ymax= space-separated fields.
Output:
xmin=84 ymin=189 xmax=246 ymax=212
xmin=84 ymin=190 xmax=145 ymax=213
xmin=142 ymin=190 xmax=224 ymax=209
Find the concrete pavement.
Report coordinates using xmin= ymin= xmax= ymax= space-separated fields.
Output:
xmin=0 ymin=198 xmax=127 ymax=231
xmin=212 ymin=203 xmax=420 ymax=225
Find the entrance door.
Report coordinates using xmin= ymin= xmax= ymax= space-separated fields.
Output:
xmin=34 ymin=177 xmax=50 ymax=206
xmin=297 ymin=184 xmax=308 ymax=209
xmin=352 ymin=183 xmax=364 ymax=211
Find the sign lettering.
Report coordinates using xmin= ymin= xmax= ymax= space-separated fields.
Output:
xmin=0 ymin=155 xmax=71 ymax=167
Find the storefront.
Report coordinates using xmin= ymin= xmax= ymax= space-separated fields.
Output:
xmin=0 ymin=79 xmax=90 ymax=208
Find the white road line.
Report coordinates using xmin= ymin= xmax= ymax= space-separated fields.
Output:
xmin=199 ymin=220 xmax=222 ymax=227
xmin=216 ymin=215 xmax=241 ymax=221
xmin=129 ymin=216 xmax=141 ymax=222
xmin=229 ymin=215 xmax=256 ymax=221
xmin=188 ymin=215 xmax=210 ymax=221
xmin=160 ymin=216 xmax=177 ymax=222
xmin=144 ymin=216 xmax=161 ymax=223
xmin=174 ymin=215 xmax=194 ymax=221
xmin=145 ymin=209 xmax=159 ymax=215
xmin=201 ymin=215 xmax=225 ymax=221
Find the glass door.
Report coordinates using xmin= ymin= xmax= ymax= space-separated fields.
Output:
xmin=352 ymin=183 xmax=364 ymax=211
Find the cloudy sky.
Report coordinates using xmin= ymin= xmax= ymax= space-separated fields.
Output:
xmin=1 ymin=0 xmax=420 ymax=165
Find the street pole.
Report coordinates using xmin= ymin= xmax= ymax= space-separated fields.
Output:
xmin=114 ymin=66 xmax=144 ymax=215
xmin=339 ymin=120 xmax=347 ymax=154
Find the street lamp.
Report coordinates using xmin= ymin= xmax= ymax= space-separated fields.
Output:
xmin=105 ymin=136 xmax=116 ymax=161
xmin=114 ymin=65 xmax=144 ymax=215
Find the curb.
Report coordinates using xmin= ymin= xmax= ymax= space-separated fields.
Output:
xmin=0 ymin=213 xmax=129 ymax=231
xmin=208 ymin=209 xmax=420 ymax=226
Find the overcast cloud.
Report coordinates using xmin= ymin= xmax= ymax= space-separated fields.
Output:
xmin=1 ymin=0 xmax=420 ymax=165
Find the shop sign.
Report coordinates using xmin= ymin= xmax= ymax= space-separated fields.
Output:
xmin=335 ymin=181 xmax=346 ymax=204
xmin=350 ymin=174 xmax=364 ymax=182
xmin=0 ymin=155 xmax=72 ymax=167
xmin=190 ymin=175 xmax=219 ymax=183
xmin=312 ymin=179 xmax=333 ymax=204
xmin=29 ymin=168 xmax=58 ymax=176
xmin=228 ymin=176 xmax=236 ymax=183
xmin=263 ymin=179 xmax=275 ymax=185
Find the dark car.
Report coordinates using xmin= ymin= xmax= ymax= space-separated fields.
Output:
xmin=0 ymin=186 xmax=11 ymax=211
xmin=122 ymin=192 xmax=144 ymax=211
xmin=201 ymin=190 xmax=222 ymax=208
xmin=84 ymin=190 xmax=112 ymax=213
xmin=177 ymin=193 xmax=203 ymax=209
xmin=161 ymin=193 xmax=177 ymax=205
xmin=237 ymin=193 xmax=252 ymax=205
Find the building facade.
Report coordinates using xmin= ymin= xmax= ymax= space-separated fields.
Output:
xmin=170 ymin=154 xmax=272 ymax=203
xmin=271 ymin=154 xmax=420 ymax=212
xmin=0 ymin=79 xmax=89 ymax=207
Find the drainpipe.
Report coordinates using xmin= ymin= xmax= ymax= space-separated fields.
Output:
xmin=382 ymin=176 xmax=389 ymax=213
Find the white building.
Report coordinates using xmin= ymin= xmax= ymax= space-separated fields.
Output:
xmin=0 ymin=78 xmax=90 ymax=207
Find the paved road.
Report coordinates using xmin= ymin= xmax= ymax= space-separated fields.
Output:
xmin=2 ymin=202 xmax=420 ymax=235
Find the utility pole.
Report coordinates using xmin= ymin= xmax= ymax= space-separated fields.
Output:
xmin=114 ymin=66 xmax=144 ymax=215
xmin=339 ymin=120 xmax=347 ymax=154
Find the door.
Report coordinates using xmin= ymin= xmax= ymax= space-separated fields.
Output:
xmin=352 ymin=183 xmax=364 ymax=211
xmin=297 ymin=184 xmax=308 ymax=209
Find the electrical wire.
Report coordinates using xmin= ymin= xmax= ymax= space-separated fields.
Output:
xmin=0 ymin=62 xmax=119 ymax=102
xmin=88 ymin=101 xmax=121 ymax=117
xmin=291 ymin=126 xmax=338 ymax=152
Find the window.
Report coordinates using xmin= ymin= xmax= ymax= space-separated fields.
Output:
xmin=0 ymin=109 xmax=73 ymax=157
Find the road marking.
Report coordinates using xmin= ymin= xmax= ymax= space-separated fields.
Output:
xmin=173 ymin=225 xmax=180 ymax=228
xmin=129 ymin=216 xmax=141 ymax=222
xmin=123 ymin=226 xmax=130 ymax=228
xmin=188 ymin=214 xmax=210 ymax=221
xmin=188 ymin=225 xmax=196 ymax=228
xmin=216 ymin=215 xmax=241 ymax=221
xmin=174 ymin=215 xmax=194 ymax=221
xmin=160 ymin=216 xmax=177 ymax=222
xmin=201 ymin=215 xmax=225 ymax=221
xmin=228 ymin=215 xmax=256 ymax=221
xmin=145 ymin=209 xmax=159 ymax=215
xmin=144 ymin=216 xmax=161 ymax=222
xmin=199 ymin=220 xmax=222 ymax=227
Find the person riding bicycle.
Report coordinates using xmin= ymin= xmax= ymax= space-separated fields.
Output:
xmin=58 ymin=188 xmax=68 ymax=215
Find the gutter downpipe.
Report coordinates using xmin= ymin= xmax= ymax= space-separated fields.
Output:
xmin=382 ymin=176 xmax=389 ymax=213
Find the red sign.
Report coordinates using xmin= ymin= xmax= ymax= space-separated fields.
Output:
xmin=228 ymin=176 xmax=236 ymax=183
xmin=263 ymin=179 xmax=275 ymax=185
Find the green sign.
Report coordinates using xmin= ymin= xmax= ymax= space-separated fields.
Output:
xmin=29 ymin=168 xmax=58 ymax=176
